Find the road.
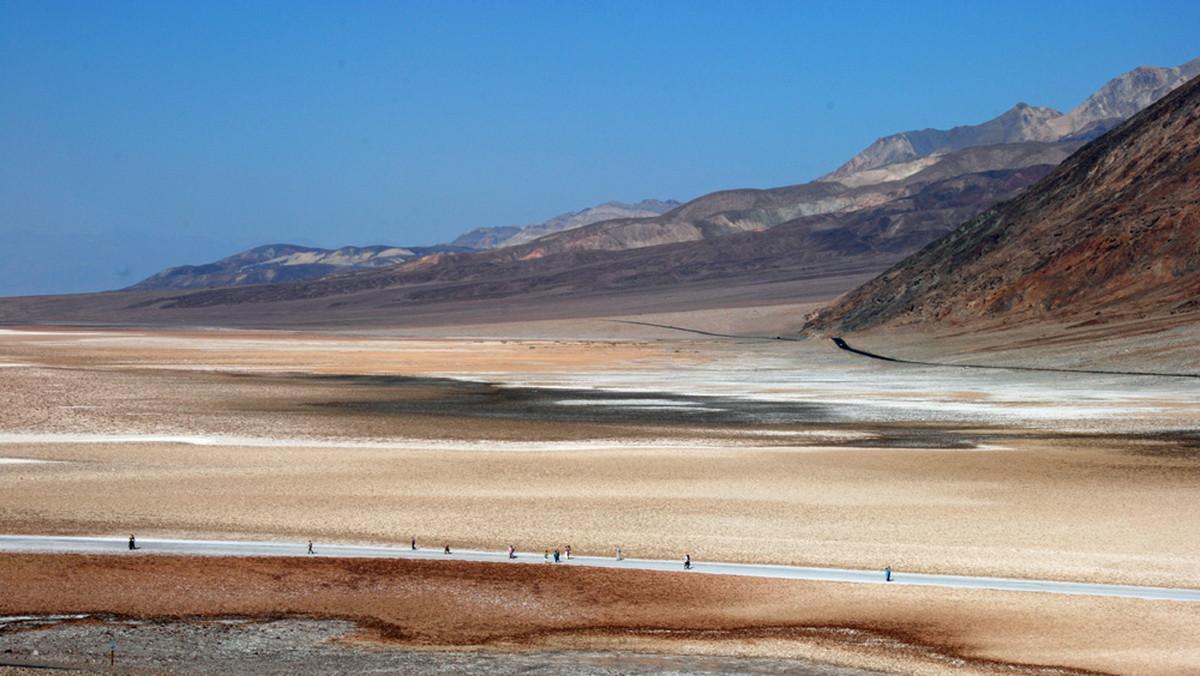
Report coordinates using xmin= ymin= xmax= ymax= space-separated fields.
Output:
xmin=3 ymin=534 xmax=1198 ymax=603
xmin=830 ymin=336 xmax=1200 ymax=379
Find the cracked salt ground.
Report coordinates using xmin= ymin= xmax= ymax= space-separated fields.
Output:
xmin=467 ymin=347 xmax=1200 ymax=432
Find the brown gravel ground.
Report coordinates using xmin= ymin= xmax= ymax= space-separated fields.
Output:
xmin=2 ymin=327 xmax=1200 ymax=674
xmin=3 ymin=553 xmax=1198 ymax=676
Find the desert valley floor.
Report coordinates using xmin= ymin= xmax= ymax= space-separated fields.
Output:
xmin=1 ymin=323 xmax=1199 ymax=675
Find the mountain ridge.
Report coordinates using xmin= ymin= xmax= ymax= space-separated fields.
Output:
xmin=449 ymin=199 xmax=681 ymax=250
xmin=825 ymin=56 xmax=1200 ymax=180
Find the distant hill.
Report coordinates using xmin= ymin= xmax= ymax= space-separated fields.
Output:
xmin=824 ymin=56 xmax=1200 ymax=179
xmin=127 ymin=200 xmax=680 ymax=291
xmin=450 ymin=199 xmax=681 ymax=250
xmin=501 ymin=142 xmax=1076 ymax=261
xmin=802 ymin=70 xmax=1200 ymax=342
xmin=126 ymin=243 xmax=470 ymax=291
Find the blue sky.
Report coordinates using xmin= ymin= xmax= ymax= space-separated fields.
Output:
xmin=2 ymin=1 xmax=1198 ymax=295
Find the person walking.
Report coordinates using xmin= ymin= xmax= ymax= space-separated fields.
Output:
xmin=565 ymin=545 xmax=571 ymax=560
xmin=411 ymin=537 xmax=417 ymax=551
xmin=128 ymin=535 xmax=136 ymax=551
xmin=616 ymin=545 xmax=622 ymax=560
xmin=684 ymin=554 xmax=691 ymax=570
xmin=885 ymin=566 xmax=892 ymax=582
xmin=554 ymin=549 xmax=561 ymax=563
xmin=444 ymin=544 xmax=451 ymax=554
xmin=307 ymin=540 xmax=314 ymax=554
xmin=508 ymin=545 xmax=516 ymax=559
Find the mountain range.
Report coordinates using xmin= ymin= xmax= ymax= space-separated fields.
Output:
xmin=124 ymin=56 xmax=1199 ymax=297
xmin=2 ymin=55 xmax=1198 ymax=370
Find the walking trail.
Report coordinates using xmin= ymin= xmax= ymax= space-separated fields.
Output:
xmin=3 ymin=534 xmax=1198 ymax=603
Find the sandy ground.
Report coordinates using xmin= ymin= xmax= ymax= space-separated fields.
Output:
xmin=1 ymin=327 xmax=1199 ymax=674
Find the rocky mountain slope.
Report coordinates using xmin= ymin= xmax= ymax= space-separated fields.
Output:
xmin=824 ymin=56 xmax=1200 ymax=179
xmin=802 ymin=71 xmax=1200 ymax=338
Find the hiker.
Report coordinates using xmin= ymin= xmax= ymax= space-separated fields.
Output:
xmin=307 ymin=540 xmax=314 ymax=554
xmin=565 ymin=545 xmax=571 ymax=560
xmin=616 ymin=545 xmax=622 ymax=560
xmin=508 ymin=545 xmax=516 ymax=559
xmin=411 ymin=537 xmax=417 ymax=550
xmin=544 ymin=550 xmax=550 ymax=563
xmin=128 ymin=535 xmax=136 ymax=551
xmin=444 ymin=544 xmax=451 ymax=554
xmin=885 ymin=566 xmax=892 ymax=582
xmin=684 ymin=554 xmax=691 ymax=570
xmin=554 ymin=549 xmax=561 ymax=563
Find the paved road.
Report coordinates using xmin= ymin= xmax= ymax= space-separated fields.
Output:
xmin=4 ymin=534 xmax=1198 ymax=603
xmin=831 ymin=336 xmax=1200 ymax=379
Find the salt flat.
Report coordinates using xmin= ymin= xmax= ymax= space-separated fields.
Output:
xmin=1 ymin=326 xmax=1198 ymax=675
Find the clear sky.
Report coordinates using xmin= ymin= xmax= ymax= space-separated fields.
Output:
xmin=2 ymin=0 xmax=1198 ymax=295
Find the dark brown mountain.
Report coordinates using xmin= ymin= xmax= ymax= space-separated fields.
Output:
xmin=802 ymin=72 xmax=1200 ymax=345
